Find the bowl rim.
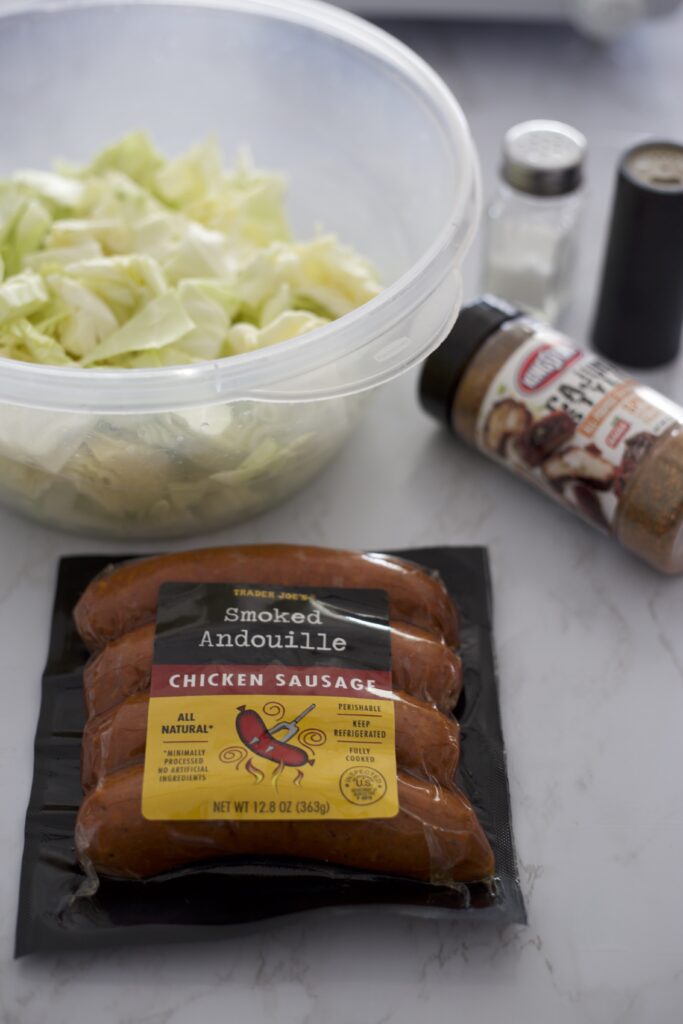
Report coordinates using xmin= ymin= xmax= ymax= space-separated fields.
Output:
xmin=0 ymin=0 xmax=478 ymax=411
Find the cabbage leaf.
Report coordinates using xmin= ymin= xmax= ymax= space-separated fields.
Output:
xmin=0 ymin=132 xmax=380 ymax=369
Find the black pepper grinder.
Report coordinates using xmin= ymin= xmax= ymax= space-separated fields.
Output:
xmin=592 ymin=140 xmax=683 ymax=368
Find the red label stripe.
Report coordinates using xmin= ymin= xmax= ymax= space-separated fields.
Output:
xmin=150 ymin=665 xmax=394 ymax=699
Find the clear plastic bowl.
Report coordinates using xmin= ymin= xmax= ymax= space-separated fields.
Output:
xmin=0 ymin=0 xmax=479 ymax=539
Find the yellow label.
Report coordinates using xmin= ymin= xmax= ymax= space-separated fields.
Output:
xmin=142 ymin=693 xmax=398 ymax=821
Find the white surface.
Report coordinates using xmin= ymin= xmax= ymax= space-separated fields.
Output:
xmin=2 ymin=8 xmax=683 ymax=1024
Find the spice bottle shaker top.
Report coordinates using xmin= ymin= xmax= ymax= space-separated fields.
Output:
xmin=592 ymin=140 xmax=683 ymax=368
xmin=502 ymin=120 xmax=586 ymax=197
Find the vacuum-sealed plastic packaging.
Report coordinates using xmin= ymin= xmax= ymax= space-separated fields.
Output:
xmin=16 ymin=545 xmax=524 ymax=955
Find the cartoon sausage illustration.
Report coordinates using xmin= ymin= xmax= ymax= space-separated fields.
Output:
xmin=235 ymin=705 xmax=314 ymax=767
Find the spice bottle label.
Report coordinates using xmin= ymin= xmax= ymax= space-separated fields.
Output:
xmin=475 ymin=325 xmax=679 ymax=531
xmin=142 ymin=582 xmax=398 ymax=822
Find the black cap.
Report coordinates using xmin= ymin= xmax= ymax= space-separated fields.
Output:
xmin=419 ymin=296 xmax=521 ymax=427
xmin=592 ymin=140 xmax=683 ymax=368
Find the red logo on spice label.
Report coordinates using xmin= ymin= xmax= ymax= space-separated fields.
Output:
xmin=605 ymin=417 xmax=630 ymax=449
xmin=516 ymin=342 xmax=582 ymax=394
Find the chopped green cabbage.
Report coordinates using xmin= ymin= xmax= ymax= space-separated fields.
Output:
xmin=0 ymin=135 xmax=378 ymax=536
xmin=0 ymin=133 xmax=380 ymax=368
xmin=0 ymin=391 xmax=365 ymax=537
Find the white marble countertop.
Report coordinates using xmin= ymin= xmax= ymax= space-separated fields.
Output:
xmin=2 ymin=8 xmax=683 ymax=1024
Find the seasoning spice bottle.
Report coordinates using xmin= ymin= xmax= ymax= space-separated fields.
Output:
xmin=419 ymin=296 xmax=683 ymax=574
xmin=592 ymin=140 xmax=683 ymax=367
xmin=481 ymin=120 xmax=586 ymax=323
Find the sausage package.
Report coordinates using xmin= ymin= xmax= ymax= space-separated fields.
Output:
xmin=16 ymin=546 xmax=524 ymax=955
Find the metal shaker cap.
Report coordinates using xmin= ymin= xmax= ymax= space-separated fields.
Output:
xmin=502 ymin=120 xmax=587 ymax=197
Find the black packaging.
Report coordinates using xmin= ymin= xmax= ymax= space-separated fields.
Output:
xmin=16 ymin=547 xmax=524 ymax=956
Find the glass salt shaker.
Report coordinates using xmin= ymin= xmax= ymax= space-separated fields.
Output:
xmin=481 ymin=120 xmax=587 ymax=324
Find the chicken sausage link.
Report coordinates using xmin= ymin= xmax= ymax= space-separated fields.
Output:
xmin=76 ymin=764 xmax=494 ymax=883
xmin=74 ymin=545 xmax=459 ymax=652
xmin=83 ymin=620 xmax=463 ymax=719
xmin=81 ymin=691 xmax=461 ymax=791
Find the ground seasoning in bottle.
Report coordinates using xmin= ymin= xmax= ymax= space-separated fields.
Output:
xmin=419 ymin=296 xmax=683 ymax=573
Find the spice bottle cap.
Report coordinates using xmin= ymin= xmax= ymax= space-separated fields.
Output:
xmin=502 ymin=120 xmax=587 ymax=197
xmin=592 ymin=140 xmax=683 ymax=368
xmin=419 ymin=296 xmax=521 ymax=427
